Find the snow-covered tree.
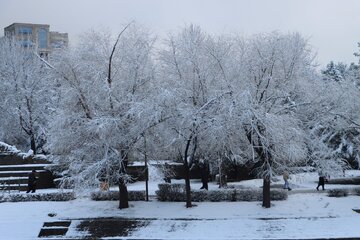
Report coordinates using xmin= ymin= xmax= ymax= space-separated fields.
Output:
xmin=227 ymin=32 xmax=315 ymax=207
xmin=322 ymin=61 xmax=348 ymax=82
xmin=47 ymin=23 xmax=162 ymax=208
xmin=312 ymin=44 xmax=360 ymax=172
xmin=159 ymin=25 xmax=233 ymax=207
xmin=0 ymin=37 xmax=55 ymax=153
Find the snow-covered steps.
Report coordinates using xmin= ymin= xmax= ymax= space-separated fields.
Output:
xmin=38 ymin=221 xmax=71 ymax=238
xmin=0 ymin=164 xmax=52 ymax=172
xmin=0 ymin=164 xmax=55 ymax=191
xmin=0 ymin=170 xmax=48 ymax=178
xmin=0 ymin=183 xmax=28 ymax=191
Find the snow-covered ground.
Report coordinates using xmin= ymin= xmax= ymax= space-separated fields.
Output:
xmin=1 ymin=171 xmax=360 ymax=239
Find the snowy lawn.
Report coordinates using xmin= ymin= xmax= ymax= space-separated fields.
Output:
xmin=1 ymin=171 xmax=360 ymax=239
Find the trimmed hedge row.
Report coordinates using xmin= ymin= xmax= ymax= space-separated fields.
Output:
xmin=156 ymin=183 xmax=288 ymax=202
xmin=327 ymin=188 xmax=349 ymax=197
xmin=91 ymin=190 xmax=146 ymax=201
xmin=0 ymin=192 xmax=75 ymax=202
xmin=354 ymin=187 xmax=360 ymax=196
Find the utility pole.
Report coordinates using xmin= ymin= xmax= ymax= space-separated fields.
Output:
xmin=144 ymin=134 xmax=149 ymax=201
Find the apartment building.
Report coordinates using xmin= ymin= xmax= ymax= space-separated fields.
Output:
xmin=4 ymin=22 xmax=68 ymax=57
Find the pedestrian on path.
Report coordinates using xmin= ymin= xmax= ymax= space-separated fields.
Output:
xmin=316 ymin=171 xmax=326 ymax=191
xmin=26 ymin=170 xmax=37 ymax=193
xmin=283 ymin=171 xmax=292 ymax=191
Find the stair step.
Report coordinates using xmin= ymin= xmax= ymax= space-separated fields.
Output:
xmin=0 ymin=164 xmax=50 ymax=172
xmin=43 ymin=221 xmax=71 ymax=227
xmin=0 ymin=177 xmax=28 ymax=185
xmin=38 ymin=227 xmax=69 ymax=238
xmin=0 ymin=184 xmax=28 ymax=191
xmin=0 ymin=170 xmax=46 ymax=178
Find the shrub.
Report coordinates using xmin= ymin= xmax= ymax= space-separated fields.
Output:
xmin=354 ymin=187 xmax=360 ymax=196
xmin=90 ymin=190 xmax=145 ymax=201
xmin=129 ymin=191 xmax=146 ymax=201
xmin=235 ymin=189 xmax=287 ymax=201
xmin=155 ymin=184 xmax=288 ymax=202
xmin=207 ymin=189 xmax=236 ymax=202
xmin=91 ymin=191 xmax=118 ymax=201
xmin=328 ymin=188 xmax=349 ymax=197
xmin=270 ymin=189 xmax=288 ymax=201
xmin=0 ymin=192 xmax=75 ymax=202
xmin=156 ymin=183 xmax=186 ymax=202
xmin=191 ymin=190 xmax=209 ymax=202
xmin=235 ymin=189 xmax=262 ymax=201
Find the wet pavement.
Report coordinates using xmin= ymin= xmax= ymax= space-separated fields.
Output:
xmin=76 ymin=217 xmax=151 ymax=238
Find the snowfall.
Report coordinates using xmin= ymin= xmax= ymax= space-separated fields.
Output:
xmin=1 ymin=170 xmax=360 ymax=240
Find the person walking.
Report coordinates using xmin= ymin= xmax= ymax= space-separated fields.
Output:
xmin=26 ymin=170 xmax=37 ymax=193
xmin=199 ymin=160 xmax=209 ymax=190
xmin=316 ymin=171 xmax=326 ymax=191
xmin=283 ymin=171 xmax=292 ymax=191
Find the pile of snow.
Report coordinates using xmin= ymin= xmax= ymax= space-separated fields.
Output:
xmin=0 ymin=142 xmax=21 ymax=155
xmin=0 ymin=142 xmax=47 ymax=160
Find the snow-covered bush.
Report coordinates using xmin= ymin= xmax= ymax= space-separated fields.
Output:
xmin=269 ymin=189 xmax=288 ymax=201
xmin=190 ymin=190 xmax=209 ymax=202
xmin=156 ymin=184 xmax=288 ymax=202
xmin=91 ymin=191 xmax=119 ymax=201
xmin=235 ymin=189 xmax=287 ymax=201
xmin=207 ymin=189 xmax=236 ymax=202
xmin=328 ymin=188 xmax=349 ymax=197
xmin=354 ymin=187 xmax=360 ymax=196
xmin=0 ymin=142 xmax=20 ymax=154
xmin=156 ymin=183 xmax=186 ymax=202
xmin=235 ymin=189 xmax=262 ymax=201
xmin=0 ymin=192 xmax=75 ymax=202
xmin=90 ymin=190 xmax=145 ymax=201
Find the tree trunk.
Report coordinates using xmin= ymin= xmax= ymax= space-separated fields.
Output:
xmin=118 ymin=178 xmax=129 ymax=209
xmin=30 ymin=133 xmax=36 ymax=155
xmin=184 ymin=166 xmax=192 ymax=208
xmin=262 ymin=177 xmax=271 ymax=208
xmin=184 ymin=138 xmax=192 ymax=208
xmin=118 ymin=151 xmax=129 ymax=209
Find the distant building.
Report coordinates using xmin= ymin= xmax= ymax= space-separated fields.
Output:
xmin=49 ymin=31 xmax=69 ymax=50
xmin=4 ymin=22 xmax=68 ymax=57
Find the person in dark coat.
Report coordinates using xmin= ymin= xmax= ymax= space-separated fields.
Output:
xmin=199 ymin=160 xmax=209 ymax=190
xmin=26 ymin=170 xmax=37 ymax=193
xmin=316 ymin=171 xmax=326 ymax=191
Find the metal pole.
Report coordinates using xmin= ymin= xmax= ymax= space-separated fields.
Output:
xmin=144 ymin=135 xmax=149 ymax=201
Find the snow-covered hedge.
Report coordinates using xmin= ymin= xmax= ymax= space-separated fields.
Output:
xmin=191 ymin=189 xmax=209 ymax=202
xmin=206 ymin=189 xmax=236 ymax=202
xmin=269 ymin=189 xmax=288 ymax=201
xmin=235 ymin=189 xmax=262 ymax=201
xmin=156 ymin=183 xmax=186 ymax=202
xmin=354 ymin=187 xmax=360 ymax=196
xmin=328 ymin=188 xmax=349 ymax=197
xmin=156 ymin=183 xmax=288 ymax=202
xmin=91 ymin=190 xmax=145 ymax=201
xmin=0 ymin=192 xmax=75 ymax=202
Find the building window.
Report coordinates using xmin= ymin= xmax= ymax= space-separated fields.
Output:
xmin=38 ymin=28 xmax=48 ymax=49
xmin=21 ymin=40 xmax=33 ymax=48
xmin=18 ymin=27 xmax=32 ymax=34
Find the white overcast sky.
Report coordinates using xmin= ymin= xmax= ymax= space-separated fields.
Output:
xmin=0 ymin=0 xmax=359 ymax=67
